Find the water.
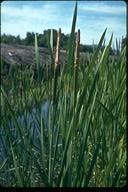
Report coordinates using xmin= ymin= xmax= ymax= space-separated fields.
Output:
xmin=0 ymin=101 xmax=50 ymax=161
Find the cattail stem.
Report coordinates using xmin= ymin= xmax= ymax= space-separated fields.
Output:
xmin=73 ymin=29 xmax=80 ymax=107
xmin=35 ymin=33 xmax=40 ymax=82
xmin=50 ymin=29 xmax=53 ymax=52
xmin=53 ymin=28 xmax=61 ymax=104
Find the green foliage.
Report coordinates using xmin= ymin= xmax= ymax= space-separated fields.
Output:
xmin=25 ymin=32 xmax=35 ymax=46
xmin=1 ymin=31 xmax=115 ymax=53
xmin=1 ymin=33 xmax=21 ymax=44
xmin=0 ymin=1 xmax=126 ymax=187
xmin=121 ymin=36 xmax=127 ymax=49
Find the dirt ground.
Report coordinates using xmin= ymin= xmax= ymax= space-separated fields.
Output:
xmin=1 ymin=43 xmax=67 ymax=68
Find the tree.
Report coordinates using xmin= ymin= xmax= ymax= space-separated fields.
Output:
xmin=1 ymin=34 xmax=16 ymax=44
xmin=24 ymin=32 xmax=35 ymax=45
xmin=121 ymin=37 xmax=127 ymax=49
xmin=61 ymin=33 xmax=68 ymax=49
xmin=16 ymin=35 xmax=22 ymax=44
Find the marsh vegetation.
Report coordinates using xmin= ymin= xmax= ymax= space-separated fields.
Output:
xmin=0 ymin=2 xmax=126 ymax=187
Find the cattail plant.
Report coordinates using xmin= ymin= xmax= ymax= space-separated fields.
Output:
xmin=0 ymin=1 xmax=126 ymax=187
xmin=50 ymin=29 xmax=53 ymax=52
xmin=50 ymin=29 xmax=54 ymax=80
xmin=92 ymin=39 xmax=95 ymax=52
xmin=53 ymin=28 xmax=61 ymax=104
xmin=116 ymin=37 xmax=120 ymax=56
xmin=35 ymin=33 xmax=40 ymax=82
xmin=73 ymin=29 xmax=80 ymax=107
xmin=55 ymin=28 xmax=61 ymax=68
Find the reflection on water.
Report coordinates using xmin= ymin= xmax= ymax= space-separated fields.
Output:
xmin=0 ymin=101 xmax=50 ymax=161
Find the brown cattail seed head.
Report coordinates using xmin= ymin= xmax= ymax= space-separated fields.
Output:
xmin=55 ymin=28 xmax=61 ymax=67
xmin=74 ymin=29 xmax=80 ymax=68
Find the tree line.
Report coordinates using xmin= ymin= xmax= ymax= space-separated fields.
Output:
xmin=1 ymin=29 xmax=98 ymax=53
xmin=1 ymin=29 xmax=127 ymax=53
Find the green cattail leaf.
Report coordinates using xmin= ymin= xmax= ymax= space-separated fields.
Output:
xmin=85 ymin=139 xmax=101 ymax=186
xmin=67 ymin=1 xmax=78 ymax=72
xmin=11 ymin=145 xmax=23 ymax=187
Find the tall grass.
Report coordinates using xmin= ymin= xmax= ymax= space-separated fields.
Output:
xmin=0 ymin=1 xmax=126 ymax=187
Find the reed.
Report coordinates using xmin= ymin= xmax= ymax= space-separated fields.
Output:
xmin=73 ymin=29 xmax=80 ymax=107
xmin=53 ymin=28 xmax=61 ymax=105
xmin=0 ymin=1 xmax=126 ymax=187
